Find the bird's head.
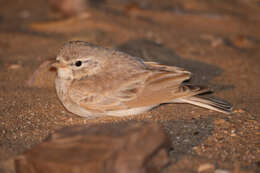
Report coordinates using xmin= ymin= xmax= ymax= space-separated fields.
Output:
xmin=53 ymin=41 xmax=104 ymax=80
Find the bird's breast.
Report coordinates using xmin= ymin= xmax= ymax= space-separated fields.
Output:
xmin=55 ymin=77 xmax=72 ymax=103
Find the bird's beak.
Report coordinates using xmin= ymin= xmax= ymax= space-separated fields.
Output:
xmin=52 ymin=62 xmax=66 ymax=68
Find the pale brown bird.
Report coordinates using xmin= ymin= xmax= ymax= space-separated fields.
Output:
xmin=53 ymin=41 xmax=232 ymax=118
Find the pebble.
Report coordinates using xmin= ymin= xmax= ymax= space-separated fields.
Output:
xmin=215 ymin=169 xmax=230 ymax=173
xmin=231 ymin=129 xmax=236 ymax=136
xmin=20 ymin=10 xmax=30 ymax=19
xmin=198 ymin=163 xmax=215 ymax=172
xmin=8 ymin=64 xmax=21 ymax=70
xmin=233 ymin=109 xmax=245 ymax=113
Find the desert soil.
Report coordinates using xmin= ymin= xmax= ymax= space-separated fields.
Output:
xmin=0 ymin=0 xmax=259 ymax=172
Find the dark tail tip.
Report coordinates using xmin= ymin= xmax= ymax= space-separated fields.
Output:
xmin=196 ymin=95 xmax=233 ymax=114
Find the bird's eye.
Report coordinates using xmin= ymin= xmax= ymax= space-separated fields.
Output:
xmin=75 ymin=60 xmax=82 ymax=67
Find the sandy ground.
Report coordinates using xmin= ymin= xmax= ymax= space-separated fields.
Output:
xmin=0 ymin=0 xmax=259 ymax=172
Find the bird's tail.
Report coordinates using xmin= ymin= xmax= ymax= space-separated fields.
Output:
xmin=174 ymin=95 xmax=233 ymax=114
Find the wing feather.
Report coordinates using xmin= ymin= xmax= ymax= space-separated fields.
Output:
xmin=69 ymin=61 xmax=203 ymax=113
xmin=68 ymin=72 xmax=147 ymax=112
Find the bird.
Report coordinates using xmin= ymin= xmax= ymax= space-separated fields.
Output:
xmin=53 ymin=41 xmax=232 ymax=119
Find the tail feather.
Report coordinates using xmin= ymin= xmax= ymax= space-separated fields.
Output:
xmin=175 ymin=95 xmax=233 ymax=114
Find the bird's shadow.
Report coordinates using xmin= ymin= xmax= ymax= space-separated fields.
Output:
xmin=117 ymin=39 xmax=233 ymax=159
xmin=116 ymin=39 xmax=234 ymax=90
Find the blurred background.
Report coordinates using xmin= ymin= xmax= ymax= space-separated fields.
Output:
xmin=0 ymin=0 xmax=259 ymax=173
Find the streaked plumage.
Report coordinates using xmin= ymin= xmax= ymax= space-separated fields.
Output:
xmin=54 ymin=41 xmax=232 ymax=118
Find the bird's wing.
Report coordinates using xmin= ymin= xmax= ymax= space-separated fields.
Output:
xmin=68 ymin=71 xmax=148 ymax=113
xmin=69 ymin=62 xmax=207 ymax=113
xmin=123 ymin=62 xmax=209 ymax=107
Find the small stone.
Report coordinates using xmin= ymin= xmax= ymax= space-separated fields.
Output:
xmin=231 ymin=130 xmax=236 ymax=137
xmin=8 ymin=64 xmax=21 ymax=70
xmin=215 ymin=169 xmax=230 ymax=173
xmin=200 ymin=34 xmax=224 ymax=47
xmin=214 ymin=119 xmax=226 ymax=125
xmin=48 ymin=0 xmax=88 ymax=17
xmin=20 ymin=10 xmax=30 ymax=19
xmin=67 ymin=117 xmax=73 ymax=122
xmin=230 ymin=35 xmax=254 ymax=49
xmin=197 ymin=163 xmax=215 ymax=172
xmin=233 ymin=109 xmax=245 ymax=113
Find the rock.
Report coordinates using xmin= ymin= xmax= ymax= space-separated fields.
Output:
xmin=26 ymin=60 xmax=56 ymax=88
xmin=146 ymin=149 xmax=169 ymax=173
xmin=48 ymin=0 xmax=88 ymax=17
xmin=229 ymin=35 xmax=254 ymax=49
xmin=164 ymin=156 xmax=216 ymax=173
xmin=198 ymin=163 xmax=215 ymax=173
xmin=48 ymin=0 xmax=104 ymax=17
xmin=15 ymin=122 xmax=170 ymax=173
xmin=164 ymin=155 xmax=257 ymax=173
xmin=8 ymin=64 xmax=21 ymax=70
xmin=215 ymin=169 xmax=230 ymax=173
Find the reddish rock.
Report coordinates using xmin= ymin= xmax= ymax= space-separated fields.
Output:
xmin=15 ymin=122 xmax=170 ymax=173
xmin=164 ymin=155 xmax=257 ymax=173
xmin=26 ymin=59 xmax=56 ymax=88
xmin=48 ymin=0 xmax=88 ymax=17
